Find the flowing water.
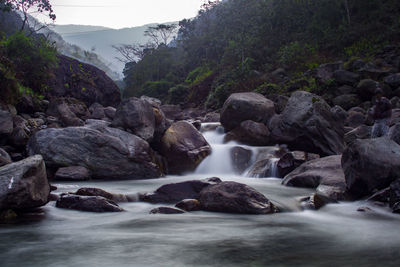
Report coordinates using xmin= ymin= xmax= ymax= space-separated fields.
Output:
xmin=1 ymin=124 xmax=400 ymax=267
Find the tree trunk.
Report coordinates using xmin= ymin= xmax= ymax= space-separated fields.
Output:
xmin=344 ymin=0 xmax=351 ymax=26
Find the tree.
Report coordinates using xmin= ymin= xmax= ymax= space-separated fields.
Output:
xmin=112 ymin=43 xmax=155 ymax=63
xmin=2 ymin=0 xmax=56 ymax=31
xmin=144 ymin=24 xmax=178 ymax=47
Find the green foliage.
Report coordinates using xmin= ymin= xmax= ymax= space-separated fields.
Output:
xmin=185 ymin=66 xmax=213 ymax=86
xmin=141 ymin=80 xmax=173 ymax=100
xmin=168 ymin=84 xmax=189 ymax=104
xmin=344 ymin=38 xmax=377 ymax=60
xmin=254 ymin=83 xmax=280 ymax=96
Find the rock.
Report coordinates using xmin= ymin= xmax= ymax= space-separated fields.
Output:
xmin=332 ymin=94 xmax=361 ymax=111
xmin=333 ymin=70 xmax=360 ymax=85
xmin=47 ymin=55 xmax=121 ymax=107
xmin=316 ymin=62 xmax=343 ymax=83
xmin=160 ymin=121 xmax=211 ymax=174
xmin=391 ymin=97 xmax=400 ymax=109
xmin=230 ymin=146 xmax=253 ymax=174
xmin=199 ymin=181 xmax=277 ymax=214
xmin=175 ymin=199 xmax=201 ymax=212
xmin=392 ymin=202 xmax=400 ymax=213
xmin=0 ymin=110 xmax=13 ymax=135
xmin=89 ymin=103 xmax=106 ymax=120
xmin=357 ymin=79 xmax=379 ymax=101
xmin=112 ymin=97 xmax=156 ymax=142
xmin=75 ymin=187 xmax=133 ymax=202
xmin=357 ymin=207 xmax=373 ymax=212
xmin=224 ymin=120 xmax=270 ymax=146
xmin=0 ymin=148 xmax=12 ymax=167
xmin=0 ymin=155 xmax=50 ymax=210
xmin=161 ymin=105 xmax=183 ymax=121
xmin=345 ymin=111 xmax=366 ymax=128
xmin=384 ymin=73 xmax=400 ymax=88
xmin=337 ymin=85 xmax=356 ymax=95
xmin=389 ymin=179 xmax=400 ymax=208
xmin=274 ymin=95 xmax=289 ymax=114
xmin=389 ymin=123 xmax=400 ymax=145
xmin=140 ymin=178 xmax=221 ymax=204
xmin=46 ymin=97 xmax=89 ymax=127
xmin=220 ymin=92 xmax=275 ymax=131
xmin=342 ymin=137 xmax=400 ymax=198
xmin=367 ymin=187 xmax=391 ymax=203
xmin=300 ymin=193 xmax=337 ymax=210
xmin=344 ymin=125 xmax=371 ymax=145
xmin=103 ymin=107 xmax=116 ymax=120
xmin=277 ymin=151 xmax=320 ymax=177
xmin=246 ymin=157 xmax=279 ymax=178
xmin=0 ymin=209 xmax=18 ymax=221
xmin=9 ymin=126 xmax=30 ymax=147
xmin=56 ymin=194 xmax=124 ymax=212
xmin=203 ymin=112 xmax=220 ymax=122
xmin=269 ymin=91 xmax=345 ymax=156
xmin=150 ymin=207 xmax=185 ymax=214
xmin=55 ymin=166 xmax=91 ymax=181
xmin=330 ymin=105 xmax=348 ymax=123
xmin=27 ymin=123 xmax=162 ymax=180
xmin=283 ymin=155 xmax=347 ymax=200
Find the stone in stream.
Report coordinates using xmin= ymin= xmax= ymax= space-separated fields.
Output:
xmin=230 ymin=146 xmax=253 ymax=175
xmin=175 ymin=199 xmax=201 ymax=212
xmin=56 ymin=194 xmax=124 ymax=212
xmin=246 ymin=157 xmax=279 ymax=178
xmin=220 ymin=92 xmax=275 ymax=132
xmin=27 ymin=121 xmax=163 ymax=180
xmin=140 ymin=178 xmax=222 ymax=204
xmin=74 ymin=187 xmax=134 ymax=203
xmin=224 ymin=120 xmax=271 ymax=146
xmin=299 ymin=193 xmax=337 ymax=210
xmin=0 ymin=155 xmax=50 ymax=211
xmin=282 ymin=155 xmax=347 ymax=201
xmin=199 ymin=181 xmax=278 ymax=215
xmin=150 ymin=207 xmax=185 ymax=214
xmin=342 ymin=137 xmax=400 ymax=199
xmin=269 ymin=91 xmax=345 ymax=156
xmin=277 ymin=151 xmax=320 ymax=178
xmin=160 ymin=121 xmax=211 ymax=174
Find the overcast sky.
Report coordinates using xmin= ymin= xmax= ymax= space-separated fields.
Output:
xmin=39 ymin=0 xmax=205 ymax=29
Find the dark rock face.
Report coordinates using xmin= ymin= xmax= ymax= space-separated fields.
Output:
xmin=332 ymin=94 xmax=361 ymax=111
xmin=160 ymin=121 xmax=211 ymax=174
xmin=56 ymin=194 xmax=124 ymax=212
xmin=0 ymin=110 xmax=13 ymax=135
xmin=55 ymin=166 xmax=90 ymax=181
xmin=230 ymin=146 xmax=253 ymax=174
xmin=246 ymin=158 xmax=278 ymax=178
xmin=277 ymin=151 xmax=320 ymax=178
xmin=225 ymin=120 xmax=270 ymax=146
xmin=269 ymin=91 xmax=345 ymax=156
xmin=283 ymin=155 xmax=347 ymax=200
xmin=0 ymin=155 xmax=50 ymax=210
xmin=150 ymin=207 xmax=185 ymax=214
xmin=199 ymin=181 xmax=277 ymax=214
xmin=27 ymin=122 xmax=162 ymax=180
xmin=175 ymin=199 xmax=201 ymax=212
xmin=220 ymin=92 xmax=275 ymax=131
xmin=74 ymin=187 xmax=132 ymax=202
xmin=0 ymin=148 xmax=12 ymax=167
xmin=333 ymin=70 xmax=360 ymax=85
xmin=47 ymin=55 xmax=121 ymax=107
xmin=140 ymin=178 xmax=221 ymax=204
xmin=112 ymin=97 xmax=156 ymax=142
xmin=342 ymin=138 xmax=400 ymax=199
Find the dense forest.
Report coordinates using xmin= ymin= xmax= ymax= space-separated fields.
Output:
xmin=122 ymin=0 xmax=400 ymax=109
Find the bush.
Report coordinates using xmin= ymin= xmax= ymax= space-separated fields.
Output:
xmin=168 ymin=84 xmax=188 ymax=104
xmin=141 ymin=80 xmax=172 ymax=100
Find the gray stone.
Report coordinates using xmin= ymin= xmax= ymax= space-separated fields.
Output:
xmin=56 ymin=194 xmax=124 ymax=212
xmin=55 ymin=166 xmax=91 ymax=181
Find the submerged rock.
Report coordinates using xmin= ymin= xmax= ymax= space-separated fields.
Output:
xmin=150 ymin=207 xmax=185 ymax=214
xmin=56 ymin=194 xmax=124 ymax=212
xmin=0 ymin=155 xmax=50 ymax=211
xmin=199 ymin=181 xmax=277 ymax=214
xmin=300 ymin=193 xmax=337 ymax=210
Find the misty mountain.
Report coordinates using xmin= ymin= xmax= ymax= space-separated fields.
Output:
xmin=51 ymin=23 xmax=177 ymax=76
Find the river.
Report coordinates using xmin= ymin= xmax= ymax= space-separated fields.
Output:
xmin=1 ymin=123 xmax=400 ymax=267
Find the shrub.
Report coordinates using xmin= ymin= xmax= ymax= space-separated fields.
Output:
xmin=168 ymin=84 xmax=188 ymax=104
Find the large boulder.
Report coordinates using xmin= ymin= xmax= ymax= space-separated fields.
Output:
xmin=47 ymin=55 xmax=121 ymax=107
xmin=224 ymin=120 xmax=270 ymax=146
xmin=199 ymin=181 xmax=277 ymax=214
xmin=269 ymin=91 xmax=345 ymax=156
xmin=282 ymin=155 xmax=347 ymax=200
xmin=27 ymin=121 xmax=162 ymax=180
xmin=160 ymin=121 xmax=211 ymax=174
xmin=112 ymin=97 xmax=156 ymax=142
xmin=56 ymin=194 xmax=124 ymax=212
xmin=0 ymin=155 xmax=50 ymax=210
xmin=342 ymin=137 xmax=400 ymax=198
xmin=220 ymin=92 xmax=275 ymax=131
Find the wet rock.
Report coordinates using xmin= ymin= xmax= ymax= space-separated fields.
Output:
xmin=203 ymin=112 xmax=220 ymax=122
xmin=220 ymin=92 xmax=275 ymax=131
xmin=75 ymin=187 xmax=133 ymax=202
xmin=269 ymin=91 xmax=345 ymax=156
xmin=333 ymin=70 xmax=360 ymax=85
xmin=0 ymin=148 xmax=12 ymax=167
xmin=332 ymin=94 xmax=361 ymax=111
xmin=175 ymin=199 xmax=201 ymax=212
xmin=357 ymin=207 xmax=373 ymax=212
xmin=225 ymin=120 xmax=270 ymax=146
xmin=150 ymin=207 xmax=185 ymax=214
xmin=0 ymin=155 xmax=50 ymax=210
xmin=230 ymin=146 xmax=253 ymax=174
xmin=0 ymin=110 xmax=13 ymax=135
xmin=367 ymin=187 xmax=391 ymax=203
xmin=199 ymin=181 xmax=277 ymax=214
xmin=342 ymin=137 xmax=400 ymax=199
xmin=277 ymin=151 xmax=320 ymax=177
xmin=160 ymin=121 xmax=211 ymax=174
xmin=55 ymin=166 xmax=91 ymax=181
xmin=140 ymin=178 xmax=221 ymax=204
xmin=246 ymin=157 xmax=278 ymax=178
xmin=283 ymin=155 xmax=347 ymax=200
xmin=56 ymin=194 xmax=124 ymax=212
xmin=112 ymin=97 xmax=156 ymax=142
xmin=27 ymin=122 xmax=162 ymax=180
xmin=300 ymin=193 xmax=337 ymax=210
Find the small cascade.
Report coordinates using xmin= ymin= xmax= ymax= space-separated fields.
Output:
xmin=245 ymin=157 xmax=280 ymax=178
